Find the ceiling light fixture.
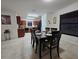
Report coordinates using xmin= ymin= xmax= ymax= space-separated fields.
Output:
xmin=43 ymin=0 xmax=52 ymax=3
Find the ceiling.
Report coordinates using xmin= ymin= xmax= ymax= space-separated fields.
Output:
xmin=1 ymin=0 xmax=78 ymax=16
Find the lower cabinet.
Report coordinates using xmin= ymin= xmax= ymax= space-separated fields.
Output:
xmin=18 ymin=29 xmax=25 ymax=37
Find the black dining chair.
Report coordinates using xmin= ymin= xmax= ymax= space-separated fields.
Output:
xmin=51 ymin=28 xmax=57 ymax=31
xmin=41 ymin=31 xmax=61 ymax=59
xmin=31 ymin=29 xmax=40 ymax=53
xmin=31 ymin=28 xmax=36 ymax=47
xmin=33 ymin=31 xmax=47 ymax=54
xmin=33 ymin=32 xmax=39 ymax=53
xmin=45 ymin=27 xmax=50 ymax=34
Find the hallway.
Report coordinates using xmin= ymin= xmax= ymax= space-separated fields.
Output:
xmin=1 ymin=33 xmax=78 ymax=59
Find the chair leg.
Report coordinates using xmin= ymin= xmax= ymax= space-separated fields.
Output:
xmin=42 ymin=44 xmax=45 ymax=51
xmin=39 ymin=41 xmax=41 ymax=59
xmin=57 ymin=45 xmax=60 ymax=57
xmin=32 ymin=40 xmax=35 ymax=48
xmin=35 ymin=42 xmax=38 ymax=53
xmin=50 ymin=46 xmax=52 ymax=59
xmin=31 ymin=36 xmax=32 ymax=44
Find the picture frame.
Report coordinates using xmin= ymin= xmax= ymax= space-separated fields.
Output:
xmin=53 ymin=17 xmax=56 ymax=24
xmin=1 ymin=15 xmax=11 ymax=24
xmin=28 ymin=21 xmax=32 ymax=26
xmin=48 ymin=20 xmax=50 ymax=24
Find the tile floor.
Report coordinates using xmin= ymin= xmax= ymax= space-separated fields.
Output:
xmin=1 ymin=33 xmax=78 ymax=59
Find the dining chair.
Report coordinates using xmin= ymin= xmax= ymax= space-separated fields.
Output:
xmin=45 ymin=27 xmax=50 ymax=34
xmin=51 ymin=28 xmax=57 ymax=31
xmin=42 ymin=31 xmax=61 ymax=59
xmin=31 ymin=28 xmax=36 ymax=47
xmin=33 ymin=32 xmax=39 ymax=53
xmin=31 ymin=28 xmax=40 ymax=53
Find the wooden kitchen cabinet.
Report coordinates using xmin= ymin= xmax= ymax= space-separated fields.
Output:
xmin=17 ymin=29 xmax=25 ymax=37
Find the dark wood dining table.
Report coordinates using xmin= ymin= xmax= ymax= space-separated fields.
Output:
xmin=35 ymin=32 xmax=52 ymax=59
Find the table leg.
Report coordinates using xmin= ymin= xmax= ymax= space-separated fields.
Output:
xmin=39 ymin=40 xmax=41 ymax=59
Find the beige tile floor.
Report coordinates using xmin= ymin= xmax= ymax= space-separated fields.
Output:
xmin=1 ymin=33 xmax=78 ymax=59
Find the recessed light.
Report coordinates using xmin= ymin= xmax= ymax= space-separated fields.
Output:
xmin=43 ymin=0 xmax=52 ymax=3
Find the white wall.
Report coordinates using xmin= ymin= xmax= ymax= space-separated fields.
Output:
xmin=47 ymin=2 xmax=78 ymax=30
xmin=1 ymin=8 xmax=18 ymax=41
xmin=41 ymin=14 xmax=47 ymax=31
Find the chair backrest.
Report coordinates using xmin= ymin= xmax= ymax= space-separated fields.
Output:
xmin=52 ymin=31 xmax=61 ymax=38
xmin=33 ymin=30 xmax=39 ymax=43
xmin=51 ymin=31 xmax=61 ymax=45
xmin=51 ymin=28 xmax=57 ymax=32
xmin=31 ymin=28 xmax=36 ymax=40
xmin=25 ymin=28 xmax=29 ymax=32
xmin=45 ymin=27 xmax=50 ymax=33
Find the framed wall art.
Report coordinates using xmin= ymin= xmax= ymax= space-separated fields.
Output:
xmin=53 ymin=17 xmax=57 ymax=24
xmin=28 ymin=21 xmax=32 ymax=26
xmin=1 ymin=15 xmax=11 ymax=24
